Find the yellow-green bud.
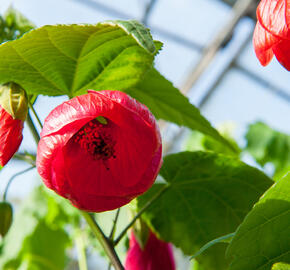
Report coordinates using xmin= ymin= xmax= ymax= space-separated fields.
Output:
xmin=0 ymin=82 xmax=28 ymax=121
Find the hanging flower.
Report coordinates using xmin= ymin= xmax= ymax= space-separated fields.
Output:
xmin=36 ymin=90 xmax=162 ymax=212
xmin=125 ymin=230 xmax=176 ymax=270
xmin=0 ymin=83 xmax=28 ymax=166
xmin=253 ymin=0 xmax=290 ymax=70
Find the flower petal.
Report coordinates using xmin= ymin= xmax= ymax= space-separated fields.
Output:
xmin=273 ymin=38 xmax=290 ymax=70
xmin=253 ymin=21 xmax=280 ymax=66
xmin=0 ymin=106 xmax=23 ymax=166
xmin=257 ymin=0 xmax=290 ymax=39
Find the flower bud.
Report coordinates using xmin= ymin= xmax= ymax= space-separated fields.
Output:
xmin=0 ymin=82 xmax=28 ymax=166
xmin=0 ymin=201 xmax=13 ymax=237
xmin=125 ymin=230 xmax=176 ymax=270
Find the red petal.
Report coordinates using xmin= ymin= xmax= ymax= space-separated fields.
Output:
xmin=125 ymin=231 xmax=176 ymax=270
xmin=257 ymin=0 xmax=290 ymax=39
xmin=37 ymin=90 xmax=162 ymax=212
xmin=273 ymin=39 xmax=290 ymax=70
xmin=253 ymin=21 xmax=280 ymax=66
xmin=0 ymin=106 xmax=23 ymax=166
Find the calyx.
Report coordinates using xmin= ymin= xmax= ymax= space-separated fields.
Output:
xmin=0 ymin=82 xmax=28 ymax=121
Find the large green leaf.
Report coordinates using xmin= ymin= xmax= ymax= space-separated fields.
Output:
xmin=245 ymin=122 xmax=290 ymax=179
xmin=0 ymin=20 xmax=156 ymax=97
xmin=127 ymin=69 xmax=236 ymax=152
xmin=136 ymin=151 xmax=273 ymax=269
xmin=227 ymin=173 xmax=290 ymax=270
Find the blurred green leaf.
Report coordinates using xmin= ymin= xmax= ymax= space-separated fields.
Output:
xmin=227 ymin=173 xmax=290 ymax=270
xmin=0 ymin=20 xmax=156 ymax=97
xmin=272 ymin=263 xmax=290 ymax=270
xmin=137 ymin=151 xmax=273 ymax=270
xmin=127 ymin=69 xmax=237 ymax=153
xmin=0 ymin=7 xmax=35 ymax=44
xmin=245 ymin=122 xmax=290 ymax=179
xmin=0 ymin=186 xmax=80 ymax=270
xmin=185 ymin=122 xmax=241 ymax=156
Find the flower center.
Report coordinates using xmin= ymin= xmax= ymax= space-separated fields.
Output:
xmin=74 ymin=118 xmax=116 ymax=161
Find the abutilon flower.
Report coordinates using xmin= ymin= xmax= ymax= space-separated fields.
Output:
xmin=253 ymin=0 xmax=290 ymax=70
xmin=0 ymin=83 xmax=28 ymax=166
xmin=36 ymin=90 xmax=162 ymax=212
xmin=125 ymin=230 xmax=176 ymax=270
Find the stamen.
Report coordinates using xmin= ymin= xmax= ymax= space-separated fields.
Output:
xmin=74 ymin=118 xmax=116 ymax=163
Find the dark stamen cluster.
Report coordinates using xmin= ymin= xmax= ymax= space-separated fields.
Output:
xmin=74 ymin=119 xmax=116 ymax=161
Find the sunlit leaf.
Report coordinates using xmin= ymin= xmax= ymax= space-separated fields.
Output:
xmin=137 ymin=151 xmax=273 ymax=269
xmin=127 ymin=69 xmax=237 ymax=153
xmin=0 ymin=21 xmax=156 ymax=97
xmin=227 ymin=173 xmax=290 ymax=270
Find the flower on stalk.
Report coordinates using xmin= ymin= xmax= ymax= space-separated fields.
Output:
xmin=253 ymin=0 xmax=290 ymax=70
xmin=125 ymin=230 xmax=176 ymax=270
xmin=36 ymin=90 xmax=162 ymax=212
xmin=0 ymin=83 xmax=28 ymax=166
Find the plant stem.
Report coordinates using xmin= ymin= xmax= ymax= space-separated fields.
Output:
xmin=109 ymin=208 xmax=121 ymax=240
xmin=28 ymin=100 xmax=43 ymax=128
xmin=75 ymin=230 xmax=88 ymax=270
xmin=26 ymin=112 xmax=40 ymax=143
xmin=114 ymin=184 xmax=169 ymax=246
xmin=81 ymin=211 xmax=124 ymax=270
xmin=3 ymin=166 xmax=35 ymax=201
xmin=13 ymin=153 xmax=36 ymax=166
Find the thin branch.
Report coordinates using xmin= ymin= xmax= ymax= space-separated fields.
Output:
xmin=13 ymin=153 xmax=36 ymax=166
xmin=3 ymin=166 xmax=36 ymax=201
xmin=81 ymin=212 xmax=124 ymax=270
xmin=109 ymin=208 xmax=121 ymax=240
xmin=28 ymin=100 xmax=43 ymax=129
xmin=26 ymin=112 xmax=40 ymax=144
xmin=114 ymin=184 xmax=169 ymax=246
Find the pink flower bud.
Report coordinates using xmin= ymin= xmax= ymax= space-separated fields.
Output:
xmin=125 ymin=230 xmax=176 ymax=270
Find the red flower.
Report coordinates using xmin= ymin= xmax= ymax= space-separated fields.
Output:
xmin=0 ymin=106 xmax=24 ymax=166
xmin=125 ymin=230 xmax=176 ymax=270
xmin=253 ymin=0 xmax=290 ymax=70
xmin=36 ymin=90 xmax=162 ymax=212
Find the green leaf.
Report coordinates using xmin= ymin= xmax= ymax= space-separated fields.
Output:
xmin=136 ymin=151 xmax=273 ymax=269
xmin=20 ymin=221 xmax=70 ymax=270
xmin=0 ymin=20 xmax=156 ymax=97
xmin=0 ymin=187 xmax=78 ymax=270
xmin=227 ymin=173 xmax=290 ymax=270
xmin=272 ymin=263 xmax=290 ymax=270
xmin=101 ymin=20 xmax=155 ymax=54
xmin=245 ymin=122 xmax=290 ymax=179
xmin=127 ymin=69 xmax=236 ymax=152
